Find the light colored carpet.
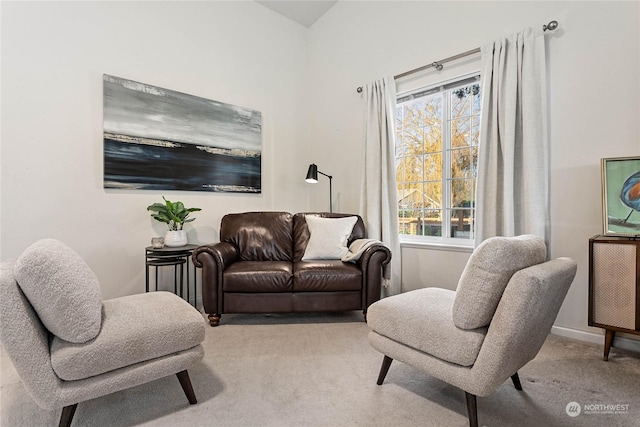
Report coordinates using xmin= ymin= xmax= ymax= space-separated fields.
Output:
xmin=1 ymin=311 xmax=639 ymax=426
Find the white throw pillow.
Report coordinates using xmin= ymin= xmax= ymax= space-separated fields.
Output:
xmin=302 ymin=216 xmax=358 ymax=260
xmin=14 ymin=239 xmax=103 ymax=343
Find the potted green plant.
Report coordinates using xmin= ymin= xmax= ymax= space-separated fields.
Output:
xmin=147 ymin=197 xmax=201 ymax=247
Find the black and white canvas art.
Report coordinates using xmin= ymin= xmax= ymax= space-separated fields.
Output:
xmin=103 ymin=74 xmax=261 ymax=192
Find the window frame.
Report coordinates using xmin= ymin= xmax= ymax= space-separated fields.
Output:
xmin=395 ymin=72 xmax=481 ymax=249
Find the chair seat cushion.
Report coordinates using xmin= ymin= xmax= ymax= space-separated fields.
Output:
xmin=50 ymin=292 xmax=205 ymax=381
xmin=367 ymin=288 xmax=487 ymax=367
xmin=293 ymin=261 xmax=362 ymax=291
xmin=224 ymin=261 xmax=293 ymax=292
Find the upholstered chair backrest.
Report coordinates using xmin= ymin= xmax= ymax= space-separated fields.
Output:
xmin=452 ymin=235 xmax=547 ymax=330
xmin=14 ymin=239 xmax=103 ymax=343
xmin=220 ymin=212 xmax=294 ymax=262
xmin=470 ymin=257 xmax=577 ymax=396
xmin=0 ymin=259 xmax=62 ymax=410
xmin=292 ymin=213 xmax=365 ymax=262
xmin=1 ymin=239 xmax=106 ymax=409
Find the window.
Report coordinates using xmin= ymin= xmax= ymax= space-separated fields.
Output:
xmin=395 ymin=75 xmax=481 ymax=245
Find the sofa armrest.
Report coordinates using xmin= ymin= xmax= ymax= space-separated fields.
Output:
xmin=192 ymin=242 xmax=239 ymax=270
xmin=192 ymin=242 xmax=239 ymax=317
xmin=357 ymin=244 xmax=392 ymax=310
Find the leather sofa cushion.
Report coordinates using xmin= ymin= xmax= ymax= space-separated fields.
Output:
xmin=293 ymin=261 xmax=362 ymax=292
xmin=368 ymin=288 xmax=487 ymax=367
xmin=221 ymin=212 xmax=293 ymax=262
xmin=224 ymin=261 xmax=293 ymax=292
xmin=50 ymin=292 xmax=205 ymax=381
xmin=293 ymin=213 xmax=365 ymax=262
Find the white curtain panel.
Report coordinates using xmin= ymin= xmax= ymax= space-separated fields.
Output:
xmin=360 ymin=77 xmax=402 ymax=296
xmin=476 ymin=27 xmax=550 ymax=247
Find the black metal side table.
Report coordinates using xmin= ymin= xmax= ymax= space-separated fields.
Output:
xmin=145 ymin=244 xmax=198 ymax=306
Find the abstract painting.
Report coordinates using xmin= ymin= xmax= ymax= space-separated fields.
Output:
xmin=103 ymin=74 xmax=261 ymax=192
xmin=601 ymin=156 xmax=640 ymax=236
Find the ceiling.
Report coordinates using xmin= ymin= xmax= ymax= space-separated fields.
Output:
xmin=256 ymin=1 xmax=339 ymax=28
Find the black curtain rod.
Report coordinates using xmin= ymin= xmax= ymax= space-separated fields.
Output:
xmin=356 ymin=20 xmax=558 ymax=93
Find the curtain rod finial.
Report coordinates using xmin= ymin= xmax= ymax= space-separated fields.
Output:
xmin=543 ymin=20 xmax=558 ymax=31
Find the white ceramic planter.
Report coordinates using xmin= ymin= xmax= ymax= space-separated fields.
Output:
xmin=164 ymin=230 xmax=187 ymax=247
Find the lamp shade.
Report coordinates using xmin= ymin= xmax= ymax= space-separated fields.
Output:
xmin=304 ymin=163 xmax=333 ymax=212
xmin=305 ymin=164 xmax=318 ymax=183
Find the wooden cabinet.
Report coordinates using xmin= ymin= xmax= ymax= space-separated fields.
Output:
xmin=588 ymin=235 xmax=640 ymax=360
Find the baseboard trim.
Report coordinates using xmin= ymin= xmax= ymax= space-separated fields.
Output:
xmin=551 ymin=325 xmax=640 ymax=353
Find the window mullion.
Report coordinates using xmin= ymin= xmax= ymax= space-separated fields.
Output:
xmin=442 ymin=92 xmax=452 ymax=238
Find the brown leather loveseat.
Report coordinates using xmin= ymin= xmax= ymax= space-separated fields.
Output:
xmin=192 ymin=212 xmax=392 ymax=326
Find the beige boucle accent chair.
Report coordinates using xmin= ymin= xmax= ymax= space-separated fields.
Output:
xmin=0 ymin=239 xmax=206 ymax=427
xmin=367 ymin=235 xmax=577 ymax=427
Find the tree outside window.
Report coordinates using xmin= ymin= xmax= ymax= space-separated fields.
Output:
xmin=395 ymin=77 xmax=480 ymax=242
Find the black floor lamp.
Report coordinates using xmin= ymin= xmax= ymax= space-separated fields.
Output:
xmin=305 ymin=163 xmax=333 ymax=213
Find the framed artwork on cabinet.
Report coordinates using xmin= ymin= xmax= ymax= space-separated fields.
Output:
xmin=601 ymin=156 xmax=640 ymax=236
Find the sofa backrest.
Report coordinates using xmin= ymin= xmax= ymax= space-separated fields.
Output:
xmin=220 ymin=212 xmax=294 ymax=261
xmin=292 ymin=213 xmax=365 ymax=262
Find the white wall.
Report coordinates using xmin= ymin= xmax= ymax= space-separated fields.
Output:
xmin=306 ymin=1 xmax=640 ymax=340
xmin=1 ymin=1 xmax=309 ymax=300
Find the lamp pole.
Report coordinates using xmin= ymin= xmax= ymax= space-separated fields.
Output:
xmin=317 ymin=171 xmax=333 ymax=213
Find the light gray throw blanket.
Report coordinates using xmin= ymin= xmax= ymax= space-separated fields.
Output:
xmin=341 ymin=239 xmax=390 ymax=285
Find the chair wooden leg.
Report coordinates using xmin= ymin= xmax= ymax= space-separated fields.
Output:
xmin=376 ymin=356 xmax=393 ymax=385
xmin=511 ymin=372 xmax=523 ymax=390
xmin=59 ymin=404 xmax=78 ymax=427
xmin=464 ymin=392 xmax=478 ymax=427
xmin=176 ymin=370 xmax=197 ymax=404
